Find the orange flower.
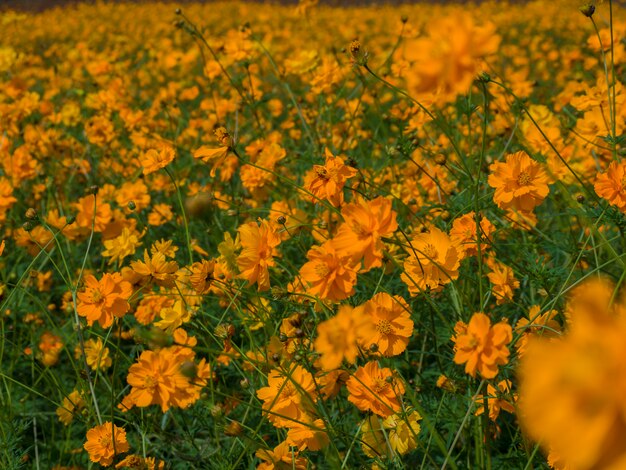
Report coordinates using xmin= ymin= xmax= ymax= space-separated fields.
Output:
xmin=286 ymin=418 xmax=330 ymax=451
xmin=134 ymin=294 xmax=174 ymax=325
xmin=518 ymin=283 xmax=626 ymax=469
xmin=188 ymin=259 xmax=216 ymax=295
xmin=403 ymin=14 xmax=500 ymax=100
xmin=594 ymin=161 xmax=626 ymax=211
xmin=487 ymin=151 xmax=550 ymax=213
xmin=346 ymin=361 xmax=405 ymax=417
xmin=77 ymin=273 xmax=133 ymax=328
xmin=130 ymin=249 xmax=179 ymax=287
xmin=236 ymin=219 xmax=281 ymax=291
xmin=361 ymin=293 xmax=414 ymax=357
xmin=449 ymin=212 xmax=495 ymax=257
xmin=332 ymin=196 xmax=398 ymax=271
xmin=486 ymin=258 xmax=519 ymax=305
xmin=314 ymin=304 xmax=368 ymax=370
xmin=37 ymin=331 xmax=63 ymax=366
xmin=256 ymin=364 xmax=318 ymax=428
xmin=193 ymin=127 xmax=233 ymax=178
xmin=298 ymin=241 xmax=359 ymax=301
xmin=515 ymin=305 xmax=561 ymax=356
xmin=452 ymin=312 xmax=512 ymax=379
xmin=115 ymin=455 xmax=164 ymax=469
xmin=120 ymin=346 xmax=212 ymax=413
xmin=83 ymin=422 xmax=130 ymax=467
xmin=474 ymin=380 xmax=516 ymax=422
xmin=255 ymin=441 xmax=308 ymax=470
xmin=139 ymin=142 xmax=175 ymax=175
xmin=303 ymin=149 xmax=357 ymax=207
xmin=401 ymin=226 xmax=460 ymax=294
xmin=0 ymin=177 xmax=17 ymax=222
xmin=74 ymin=194 xmax=113 ymax=233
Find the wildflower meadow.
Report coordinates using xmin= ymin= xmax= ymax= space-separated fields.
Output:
xmin=2 ymin=0 xmax=626 ymax=468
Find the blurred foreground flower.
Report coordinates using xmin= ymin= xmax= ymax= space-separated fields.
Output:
xmin=518 ymin=279 xmax=626 ymax=469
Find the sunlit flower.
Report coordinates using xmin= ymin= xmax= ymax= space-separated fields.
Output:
xmin=120 ymin=346 xmax=211 ymax=413
xmin=488 ymin=151 xmax=550 ymax=214
xmin=486 ymin=258 xmax=519 ymax=305
xmin=332 ymin=196 xmax=398 ymax=271
xmin=452 ymin=312 xmax=512 ymax=379
xmin=401 ymin=226 xmax=460 ymax=294
xmin=237 ymin=219 xmax=281 ymax=291
xmin=474 ymin=380 xmax=516 ymax=422
xmin=347 ymin=361 xmax=405 ymax=417
xmin=361 ymin=292 xmax=413 ymax=357
xmin=298 ymin=241 xmax=359 ymax=301
xmin=286 ymin=418 xmax=330 ymax=451
xmin=102 ymin=227 xmax=143 ymax=265
xmin=256 ymin=365 xmax=318 ymax=428
xmin=303 ymin=149 xmax=357 ymax=207
xmin=255 ymin=441 xmax=308 ymax=470
xmin=84 ymin=422 xmax=130 ymax=467
xmin=594 ymin=161 xmax=626 ymax=212
xmin=449 ymin=212 xmax=495 ymax=257
xmin=77 ymin=273 xmax=133 ymax=328
xmin=139 ymin=142 xmax=176 ymax=175
xmin=188 ymin=259 xmax=216 ymax=295
xmin=131 ymin=249 xmax=179 ymax=287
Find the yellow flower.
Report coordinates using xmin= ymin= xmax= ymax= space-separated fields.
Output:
xmin=131 ymin=249 xmax=179 ymax=287
xmin=102 ymin=227 xmax=143 ymax=264
xmin=76 ymin=337 xmax=112 ymax=371
xmin=56 ymin=390 xmax=85 ymax=426
xmin=154 ymin=300 xmax=192 ymax=333
xmin=382 ymin=409 xmax=422 ymax=455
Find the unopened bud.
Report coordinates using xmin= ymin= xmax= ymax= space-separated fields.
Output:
xmin=25 ymin=208 xmax=38 ymax=220
xmin=579 ymin=3 xmax=595 ymax=17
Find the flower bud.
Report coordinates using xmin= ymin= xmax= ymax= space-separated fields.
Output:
xmin=579 ymin=3 xmax=595 ymax=17
xmin=25 ymin=208 xmax=38 ymax=220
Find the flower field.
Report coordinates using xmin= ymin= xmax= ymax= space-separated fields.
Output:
xmin=2 ymin=0 xmax=626 ymax=468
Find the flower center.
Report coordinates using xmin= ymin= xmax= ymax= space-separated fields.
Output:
xmin=99 ymin=435 xmax=112 ymax=448
xmin=376 ymin=319 xmax=393 ymax=335
xmin=351 ymin=222 xmax=367 ymax=236
xmin=144 ymin=375 xmax=157 ymax=389
xmin=315 ymin=167 xmax=329 ymax=180
xmin=517 ymin=171 xmax=532 ymax=186
xmin=315 ymin=262 xmax=330 ymax=278
xmin=90 ymin=289 xmax=104 ymax=304
xmin=279 ymin=380 xmax=296 ymax=396
xmin=422 ymin=243 xmax=438 ymax=260
xmin=373 ymin=378 xmax=388 ymax=393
